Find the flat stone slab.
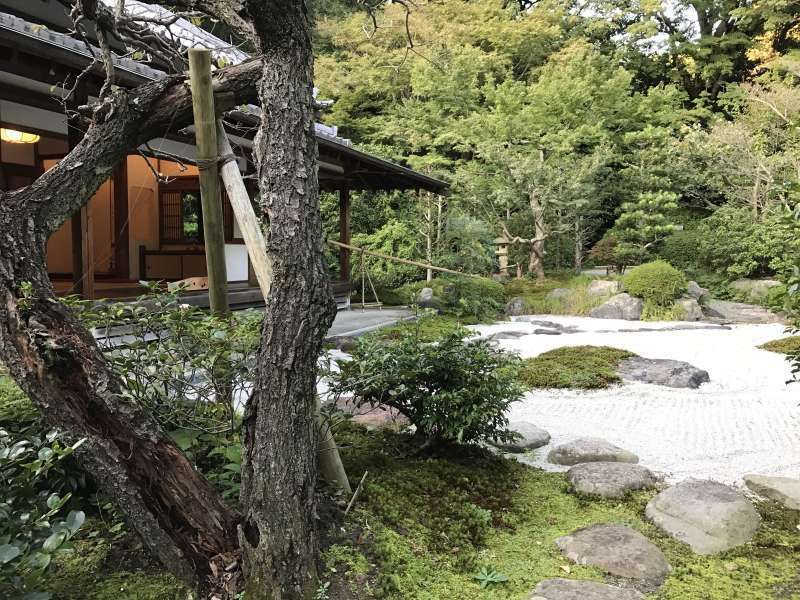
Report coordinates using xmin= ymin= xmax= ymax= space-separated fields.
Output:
xmin=549 ymin=437 xmax=639 ymax=466
xmin=589 ymin=293 xmax=643 ymax=321
xmin=616 ymin=357 xmax=710 ymax=389
xmin=704 ymin=299 xmax=783 ymax=324
xmin=495 ymin=421 xmax=551 ymax=452
xmin=568 ymin=462 xmax=657 ymax=498
xmin=555 ymin=524 xmax=670 ymax=585
xmin=744 ymin=474 xmax=800 ymax=510
xmin=645 ymin=479 xmax=761 ymax=554
xmin=530 ymin=578 xmax=644 ymax=600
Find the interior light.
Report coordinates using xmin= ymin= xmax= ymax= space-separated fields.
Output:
xmin=1 ymin=128 xmax=40 ymax=144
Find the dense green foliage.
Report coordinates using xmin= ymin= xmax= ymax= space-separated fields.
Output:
xmin=519 ymin=346 xmax=635 ymax=389
xmin=331 ymin=325 xmax=524 ymax=447
xmin=622 ymin=261 xmax=688 ymax=306
xmin=396 ymin=276 xmax=507 ymax=319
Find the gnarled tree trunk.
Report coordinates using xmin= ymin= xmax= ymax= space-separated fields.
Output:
xmin=238 ymin=1 xmax=337 ymax=598
xmin=0 ymin=60 xmax=262 ymax=593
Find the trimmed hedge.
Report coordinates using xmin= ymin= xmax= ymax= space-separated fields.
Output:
xmin=622 ymin=260 xmax=687 ymax=306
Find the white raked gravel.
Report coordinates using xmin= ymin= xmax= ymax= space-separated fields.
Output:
xmin=470 ymin=315 xmax=800 ymax=484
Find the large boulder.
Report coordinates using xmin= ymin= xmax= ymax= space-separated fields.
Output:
xmin=505 ymin=296 xmax=527 ymax=316
xmin=555 ymin=524 xmax=671 ymax=585
xmin=731 ymin=279 xmax=781 ymax=302
xmin=703 ymin=299 xmax=783 ymax=324
xmin=568 ymin=462 xmax=657 ymax=499
xmin=744 ymin=474 xmax=800 ymax=510
xmin=616 ymin=357 xmax=710 ymax=389
xmin=589 ymin=293 xmax=644 ymax=321
xmin=587 ymin=280 xmax=621 ymax=297
xmin=645 ymin=479 xmax=761 ymax=554
xmin=677 ymin=297 xmax=703 ymax=321
xmin=548 ymin=437 xmax=639 ymax=466
xmin=547 ymin=287 xmax=571 ymax=300
xmin=686 ymin=281 xmax=710 ymax=303
xmin=494 ymin=422 xmax=551 ymax=453
xmin=529 ymin=579 xmax=644 ymax=600
xmin=417 ymin=287 xmax=441 ymax=310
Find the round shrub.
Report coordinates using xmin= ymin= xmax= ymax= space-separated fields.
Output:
xmin=622 ymin=260 xmax=687 ymax=306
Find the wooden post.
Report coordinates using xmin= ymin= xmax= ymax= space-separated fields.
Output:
xmin=188 ymin=48 xmax=229 ymax=315
xmin=338 ymin=187 xmax=351 ymax=281
xmin=216 ymin=121 xmax=272 ymax=300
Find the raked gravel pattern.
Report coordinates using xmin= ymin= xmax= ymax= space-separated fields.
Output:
xmin=470 ymin=315 xmax=800 ymax=484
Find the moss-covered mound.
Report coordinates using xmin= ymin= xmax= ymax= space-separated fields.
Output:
xmin=758 ymin=335 xmax=800 ymax=354
xmin=504 ymin=276 xmax=609 ymax=316
xmin=518 ymin=346 xmax=636 ymax=389
xmin=324 ymin=424 xmax=800 ymax=600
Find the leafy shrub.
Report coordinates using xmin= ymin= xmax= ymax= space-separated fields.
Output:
xmin=437 ymin=215 xmax=495 ymax=275
xmin=352 ymin=220 xmax=421 ymax=288
xmin=622 ymin=260 xmax=687 ymax=306
xmin=0 ymin=428 xmax=86 ymax=598
xmin=331 ymin=324 xmax=524 ymax=448
xmin=519 ymin=346 xmax=635 ymax=389
xmin=657 ymin=228 xmax=703 ymax=271
xmin=396 ymin=276 xmax=507 ymax=320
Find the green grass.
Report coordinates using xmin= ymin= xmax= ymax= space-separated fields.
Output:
xmin=641 ymin=299 xmax=687 ymax=321
xmin=504 ymin=275 xmax=615 ymax=316
xmin=325 ymin=424 xmax=800 ymax=600
xmin=518 ymin=346 xmax=636 ymax=389
xmin=758 ymin=335 xmax=800 ymax=354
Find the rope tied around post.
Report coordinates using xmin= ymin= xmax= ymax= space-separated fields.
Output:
xmin=196 ymin=153 xmax=237 ymax=171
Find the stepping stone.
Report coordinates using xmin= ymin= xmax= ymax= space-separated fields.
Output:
xmin=529 ymin=578 xmax=644 ymax=600
xmin=616 ymin=357 xmax=710 ymax=389
xmin=548 ymin=437 xmax=639 ymax=466
xmin=568 ymin=462 xmax=657 ymax=499
xmin=555 ymin=524 xmax=670 ymax=586
xmin=495 ymin=421 xmax=551 ymax=452
xmin=645 ymin=479 xmax=761 ymax=554
xmin=744 ymin=474 xmax=800 ymax=510
xmin=490 ymin=330 xmax=530 ymax=340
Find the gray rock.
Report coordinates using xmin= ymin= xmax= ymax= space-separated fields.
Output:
xmin=587 ymin=279 xmax=621 ymax=297
xmin=703 ymin=299 xmax=783 ymax=324
xmin=616 ymin=357 xmax=710 ymax=389
xmin=530 ymin=579 xmax=644 ymax=600
xmin=417 ymin=287 xmax=441 ymax=310
xmin=686 ymin=281 xmax=710 ymax=303
xmin=645 ymin=479 xmax=761 ymax=554
xmin=744 ymin=474 xmax=800 ymax=510
xmin=548 ymin=437 xmax=639 ymax=466
xmin=489 ymin=330 xmax=530 ymax=340
xmin=677 ymin=297 xmax=703 ymax=321
xmin=547 ymin=287 xmax=571 ymax=300
xmin=568 ymin=462 xmax=657 ymax=499
xmin=589 ymin=293 xmax=644 ymax=321
xmin=556 ymin=524 xmax=670 ymax=585
xmin=731 ymin=279 xmax=781 ymax=302
xmin=332 ymin=336 xmax=358 ymax=352
xmin=533 ymin=328 xmax=562 ymax=335
xmin=505 ymin=296 xmax=527 ymax=316
xmin=495 ymin=421 xmax=551 ymax=452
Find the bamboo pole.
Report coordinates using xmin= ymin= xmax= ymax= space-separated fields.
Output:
xmin=327 ymin=239 xmax=480 ymax=278
xmin=188 ymin=49 xmax=229 ymax=315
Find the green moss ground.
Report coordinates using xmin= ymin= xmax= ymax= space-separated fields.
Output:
xmin=325 ymin=424 xmax=800 ymax=600
xmin=518 ymin=346 xmax=635 ymax=389
xmin=759 ymin=335 xmax=800 ymax=354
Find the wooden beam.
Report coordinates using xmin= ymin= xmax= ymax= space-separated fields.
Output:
xmin=188 ymin=48 xmax=229 ymax=315
xmin=338 ymin=187 xmax=351 ymax=281
xmin=216 ymin=120 xmax=272 ymax=300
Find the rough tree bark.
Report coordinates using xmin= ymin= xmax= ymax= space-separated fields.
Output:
xmin=238 ymin=1 xmax=337 ymax=598
xmin=0 ymin=59 xmax=261 ymax=592
xmin=527 ymin=189 xmax=546 ymax=280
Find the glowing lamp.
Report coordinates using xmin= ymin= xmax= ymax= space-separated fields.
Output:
xmin=1 ymin=128 xmax=40 ymax=144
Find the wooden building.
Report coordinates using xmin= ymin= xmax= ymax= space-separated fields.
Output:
xmin=0 ymin=1 xmax=447 ymax=303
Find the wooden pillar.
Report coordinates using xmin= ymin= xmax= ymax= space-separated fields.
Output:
xmin=113 ymin=159 xmax=129 ymax=280
xmin=68 ymin=88 xmax=94 ymax=299
xmin=188 ymin=48 xmax=229 ymax=315
xmin=338 ymin=187 xmax=351 ymax=282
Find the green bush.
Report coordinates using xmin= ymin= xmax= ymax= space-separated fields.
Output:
xmin=331 ymin=324 xmax=524 ymax=448
xmin=519 ymin=346 xmax=635 ymax=389
xmin=622 ymin=260 xmax=687 ymax=306
xmin=657 ymin=228 xmax=703 ymax=271
xmin=396 ymin=276 xmax=507 ymax=320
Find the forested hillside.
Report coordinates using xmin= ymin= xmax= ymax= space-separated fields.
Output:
xmin=313 ymin=0 xmax=799 ymax=288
